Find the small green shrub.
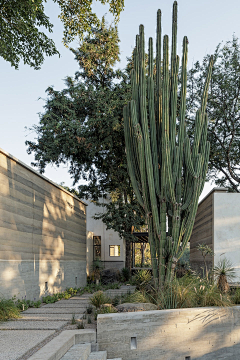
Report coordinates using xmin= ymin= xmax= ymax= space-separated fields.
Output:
xmin=0 ymin=298 xmax=21 ymax=321
xmin=89 ymin=291 xmax=110 ymax=309
xmin=87 ymin=315 xmax=92 ymax=324
xmin=86 ymin=305 xmax=93 ymax=314
xmin=214 ymin=258 xmax=235 ymax=293
xmin=71 ymin=313 xmax=76 ymax=325
xmin=133 ymin=269 xmax=152 ymax=290
xmin=122 ymin=290 xmax=150 ymax=304
xmin=112 ymin=295 xmax=120 ymax=307
xmin=77 ymin=320 xmax=85 ymax=329
xmin=232 ymin=288 xmax=240 ymax=304
xmin=121 ymin=267 xmax=131 ymax=282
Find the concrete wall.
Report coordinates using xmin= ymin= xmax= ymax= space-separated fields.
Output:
xmin=190 ymin=188 xmax=240 ymax=282
xmin=86 ymin=198 xmax=125 ymax=274
xmin=214 ymin=192 xmax=240 ymax=282
xmin=97 ymin=306 xmax=240 ymax=360
xmin=0 ymin=148 xmax=87 ymax=300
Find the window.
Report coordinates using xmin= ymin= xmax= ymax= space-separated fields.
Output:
xmin=109 ymin=245 xmax=120 ymax=257
xmin=93 ymin=236 xmax=101 ymax=260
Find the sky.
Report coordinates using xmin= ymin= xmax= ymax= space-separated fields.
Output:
xmin=1 ymin=0 xmax=240 ymax=201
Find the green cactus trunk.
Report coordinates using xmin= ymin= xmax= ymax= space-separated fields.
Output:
xmin=123 ymin=1 xmax=213 ymax=287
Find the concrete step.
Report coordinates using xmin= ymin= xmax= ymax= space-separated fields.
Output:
xmin=107 ymin=358 xmax=122 ymax=360
xmin=88 ymin=351 xmax=107 ymax=360
xmin=28 ymin=330 xmax=96 ymax=360
xmin=61 ymin=343 xmax=91 ymax=360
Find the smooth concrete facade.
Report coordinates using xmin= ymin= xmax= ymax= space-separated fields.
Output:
xmin=0 ymin=148 xmax=87 ymax=300
xmin=86 ymin=198 xmax=125 ymax=274
xmin=190 ymin=188 xmax=240 ymax=282
xmin=97 ymin=306 xmax=240 ymax=360
xmin=214 ymin=192 xmax=240 ymax=281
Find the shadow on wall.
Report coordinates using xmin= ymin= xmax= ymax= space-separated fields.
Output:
xmin=97 ymin=306 xmax=240 ymax=360
xmin=0 ymin=151 xmax=86 ymax=300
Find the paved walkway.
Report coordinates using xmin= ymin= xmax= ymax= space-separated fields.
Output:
xmin=0 ymin=285 xmax=135 ymax=360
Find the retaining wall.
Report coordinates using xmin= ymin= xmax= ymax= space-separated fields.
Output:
xmin=0 ymin=148 xmax=87 ymax=300
xmin=97 ymin=306 xmax=240 ymax=360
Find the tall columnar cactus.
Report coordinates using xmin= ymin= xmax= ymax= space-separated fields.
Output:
xmin=123 ymin=1 xmax=213 ymax=286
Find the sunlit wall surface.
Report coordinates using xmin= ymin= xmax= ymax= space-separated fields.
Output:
xmin=0 ymin=148 xmax=87 ymax=300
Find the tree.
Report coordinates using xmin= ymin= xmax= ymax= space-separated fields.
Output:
xmin=187 ymin=37 xmax=240 ymax=192
xmin=124 ymin=2 xmax=213 ymax=287
xmin=26 ymin=21 xmax=144 ymax=270
xmin=0 ymin=0 xmax=124 ymax=69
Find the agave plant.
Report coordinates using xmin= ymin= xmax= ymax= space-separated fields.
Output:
xmin=213 ymin=258 xmax=235 ymax=293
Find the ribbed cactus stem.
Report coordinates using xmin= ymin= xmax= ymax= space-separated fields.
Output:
xmin=123 ymin=1 xmax=213 ymax=286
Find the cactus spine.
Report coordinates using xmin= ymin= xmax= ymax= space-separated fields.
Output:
xmin=123 ymin=1 xmax=213 ymax=286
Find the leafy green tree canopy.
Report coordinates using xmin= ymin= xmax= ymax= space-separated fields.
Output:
xmin=0 ymin=0 xmax=124 ymax=69
xmin=26 ymin=22 xmax=143 ymax=269
xmin=187 ymin=36 xmax=240 ymax=192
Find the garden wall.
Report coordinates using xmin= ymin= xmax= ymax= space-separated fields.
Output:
xmin=190 ymin=188 xmax=240 ymax=282
xmin=0 ymin=148 xmax=87 ymax=300
xmin=97 ymin=306 xmax=240 ymax=360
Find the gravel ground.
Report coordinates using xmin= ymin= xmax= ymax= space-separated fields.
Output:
xmin=0 ymin=330 xmax=55 ymax=360
xmin=0 ymin=320 xmax=67 ymax=330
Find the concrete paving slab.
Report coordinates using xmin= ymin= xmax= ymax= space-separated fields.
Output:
xmin=21 ymin=313 xmax=83 ymax=321
xmin=0 ymin=330 xmax=54 ymax=360
xmin=43 ymin=302 xmax=89 ymax=308
xmin=23 ymin=307 xmax=86 ymax=314
xmin=0 ymin=320 xmax=67 ymax=330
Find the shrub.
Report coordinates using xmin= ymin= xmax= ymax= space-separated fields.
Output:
xmin=0 ymin=298 xmax=21 ymax=321
xmin=122 ymin=290 xmax=150 ymax=304
xmin=213 ymin=258 xmax=235 ymax=293
xmin=121 ymin=267 xmax=131 ymax=282
xmin=133 ymin=269 xmax=152 ymax=290
xmin=89 ymin=291 xmax=109 ymax=309
xmin=232 ymin=288 xmax=240 ymax=304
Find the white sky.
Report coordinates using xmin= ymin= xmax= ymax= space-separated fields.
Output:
xmin=1 ymin=0 xmax=239 ymax=200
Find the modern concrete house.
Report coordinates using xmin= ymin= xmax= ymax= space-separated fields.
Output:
xmin=86 ymin=198 xmax=125 ymax=275
xmin=0 ymin=148 xmax=87 ymax=300
xmin=190 ymin=187 xmax=240 ymax=282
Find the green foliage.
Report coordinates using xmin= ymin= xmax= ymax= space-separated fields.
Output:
xmin=0 ymin=0 xmax=124 ymax=69
xmin=15 ymin=298 xmax=41 ymax=310
xmin=65 ymin=287 xmax=78 ymax=296
xmin=0 ymin=298 xmax=21 ymax=321
xmin=196 ymin=243 xmax=214 ymax=279
xmin=213 ymin=258 xmax=235 ymax=293
xmin=121 ymin=290 xmax=150 ymax=304
xmin=89 ymin=291 xmax=110 ymax=309
xmin=123 ymin=2 xmax=213 ymax=287
xmin=187 ymin=36 xmax=240 ymax=191
xmin=121 ymin=267 xmax=131 ymax=282
xmin=26 ymin=23 xmax=144 ymax=269
xmin=77 ymin=320 xmax=85 ymax=329
xmin=94 ymin=304 xmax=117 ymax=320
xmin=71 ymin=313 xmax=76 ymax=324
xmin=232 ymin=288 xmax=240 ymax=304
xmin=148 ymin=275 xmax=232 ymax=309
xmin=0 ymin=0 xmax=59 ymax=69
xmin=133 ymin=269 xmax=152 ymax=290
xmin=86 ymin=305 xmax=93 ymax=314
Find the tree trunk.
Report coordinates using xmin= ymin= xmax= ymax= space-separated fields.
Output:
xmin=125 ymin=239 xmax=132 ymax=272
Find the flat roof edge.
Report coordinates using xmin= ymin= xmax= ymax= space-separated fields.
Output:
xmin=198 ymin=187 xmax=227 ymax=206
xmin=0 ymin=148 xmax=87 ymax=206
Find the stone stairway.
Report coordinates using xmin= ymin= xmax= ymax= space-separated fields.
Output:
xmin=0 ymin=285 xmax=134 ymax=359
xmin=60 ymin=342 xmax=121 ymax=360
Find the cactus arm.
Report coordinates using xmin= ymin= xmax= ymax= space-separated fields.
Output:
xmin=176 ymin=36 xmax=188 ymax=203
xmin=148 ymin=38 xmax=160 ymax=196
xmin=123 ymin=104 xmax=144 ymax=208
